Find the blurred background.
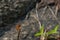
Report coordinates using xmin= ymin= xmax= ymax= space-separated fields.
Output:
xmin=0 ymin=0 xmax=60 ymax=40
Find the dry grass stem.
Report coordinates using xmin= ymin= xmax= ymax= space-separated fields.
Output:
xmin=36 ymin=3 xmax=41 ymax=28
xmin=55 ymin=6 xmax=58 ymax=16
xmin=41 ymin=6 xmax=47 ymax=18
xmin=48 ymin=6 xmax=60 ymax=25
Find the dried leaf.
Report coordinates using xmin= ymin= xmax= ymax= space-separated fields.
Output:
xmin=16 ymin=24 xmax=21 ymax=31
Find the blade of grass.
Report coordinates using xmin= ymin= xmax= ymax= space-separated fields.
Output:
xmin=35 ymin=25 xmax=44 ymax=37
xmin=47 ymin=25 xmax=59 ymax=35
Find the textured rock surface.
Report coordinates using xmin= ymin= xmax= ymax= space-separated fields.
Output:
xmin=1 ymin=0 xmax=36 ymax=27
xmin=0 ymin=0 xmax=60 ymax=40
xmin=0 ymin=7 xmax=60 ymax=40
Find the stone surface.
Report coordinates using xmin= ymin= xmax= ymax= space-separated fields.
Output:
xmin=0 ymin=0 xmax=60 ymax=40
xmin=0 ymin=0 xmax=36 ymax=27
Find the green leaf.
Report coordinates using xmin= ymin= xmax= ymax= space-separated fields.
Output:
xmin=35 ymin=24 xmax=44 ymax=37
xmin=35 ymin=32 xmax=42 ymax=36
xmin=39 ymin=24 xmax=44 ymax=35
xmin=47 ymin=25 xmax=59 ymax=35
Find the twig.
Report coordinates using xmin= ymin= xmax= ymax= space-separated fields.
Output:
xmin=36 ymin=3 xmax=41 ymax=28
xmin=41 ymin=6 xmax=47 ymax=19
xmin=55 ymin=5 xmax=58 ymax=16
xmin=17 ymin=29 xmax=21 ymax=40
xmin=16 ymin=24 xmax=21 ymax=40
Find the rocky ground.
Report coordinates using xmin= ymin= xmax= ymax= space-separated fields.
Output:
xmin=0 ymin=0 xmax=60 ymax=40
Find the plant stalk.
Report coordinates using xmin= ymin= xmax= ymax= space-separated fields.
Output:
xmin=17 ymin=30 xmax=21 ymax=40
xmin=40 ymin=35 xmax=45 ymax=40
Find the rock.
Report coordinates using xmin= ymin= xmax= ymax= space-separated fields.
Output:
xmin=0 ymin=0 xmax=36 ymax=27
